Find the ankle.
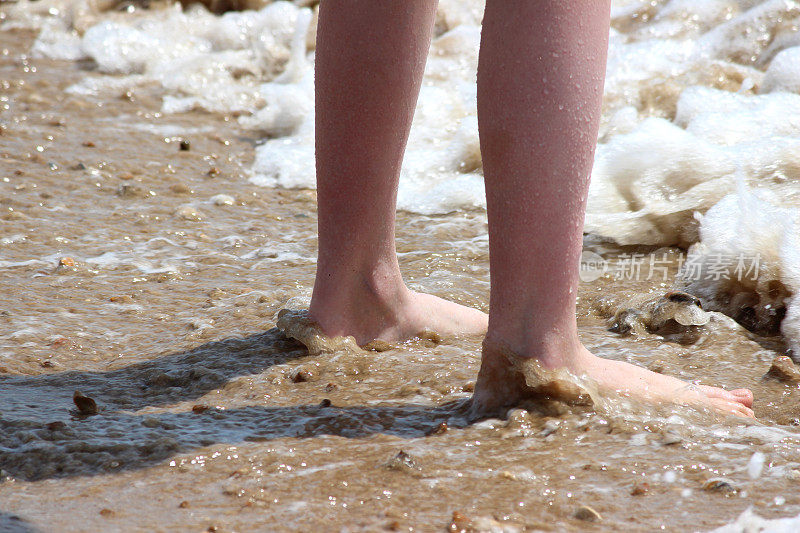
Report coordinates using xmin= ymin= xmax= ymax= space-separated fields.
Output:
xmin=483 ymin=328 xmax=584 ymax=369
xmin=309 ymin=259 xmax=411 ymax=338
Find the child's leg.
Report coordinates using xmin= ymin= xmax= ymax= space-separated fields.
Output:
xmin=472 ymin=0 xmax=754 ymax=417
xmin=309 ymin=1 xmax=487 ymax=345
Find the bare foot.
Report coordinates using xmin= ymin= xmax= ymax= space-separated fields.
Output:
xmin=308 ymin=283 xmax=488 ymax=346
xmin=471 ymin=340 xmax=754 ymax=419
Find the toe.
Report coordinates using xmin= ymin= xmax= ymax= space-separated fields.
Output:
xmin=709 ymin=397 xmax=755 ymax=418
xmin=729 ymin=388 xmax=754 ymax=408
xmin=697 ymin=385 xmax=754 ymax=408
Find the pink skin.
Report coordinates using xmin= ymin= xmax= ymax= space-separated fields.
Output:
xmin=307 ymin=0 xmax=754 ymax=418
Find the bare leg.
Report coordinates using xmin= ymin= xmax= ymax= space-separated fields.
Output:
xmin=309 ymin=1 xmax=488 ymax=345
xmin=471 ymin=0 xmax=754 ymax=418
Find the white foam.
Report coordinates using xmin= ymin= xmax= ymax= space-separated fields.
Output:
xmin=747 ymin=451 xmax=766 ymax=479
xmin=763 ymin=46 xmax=800 ymax=93
xmin=712 ymin=508 xmax=800 ymax=533
xmin=682 ymin=180 xmax=800 ymax=352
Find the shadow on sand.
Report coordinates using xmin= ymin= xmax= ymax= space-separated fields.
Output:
xmin=0 ymin=513 xmax=40 ymax=533
xmin=0 ymin=328 xmax=467 ymax=481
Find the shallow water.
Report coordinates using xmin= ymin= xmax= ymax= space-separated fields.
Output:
xmin=2 ymin=5 xmax=800 ymax=533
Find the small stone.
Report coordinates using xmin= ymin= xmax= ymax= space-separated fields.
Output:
xmin=427 ymin=422 xmax=448 ymax=436
xmin=99 ymin=509 xmax=114 ymax=518
xmin=362 ymin=340 xmax=394 ymax=352
xmin=170 ymin=183 xmax=191 ymax=194
xmin=207 ymin=288 xmax=225 ymax=299
xmin=69 ymin=162 xmax=86 ymax=171
xmin=630 ymin=482 xmax=649 ymax=496
xmin=82 ymin=141 xmax=95 ymax=147
xmin=290 ymin=367 xmax=316 ymax=383
xmin=462 ymin=381 xmax=475 ymax=392
xmin=110 ymin=295 xmax=133 ymax=303
xmin=46 ymin=421 xmax=66 ymax=431
xmin=3 ymin=211 xmax=26 ymax=220
xmin=661 ymin=430 xmax=683 ymax=446
xmin=179 ymin=501 xmax=190 ymax=508
xmin=385 ymin=450 xmax=419 ymax=472
xmin=117 ymin=184 xmax=145 ymax=198
xmin=175 ymin=205 xmax=203 ymax=221
xmin=500 ymin=471 xmax=517 ymax=481
xmin=324 ymin=382 xmax=337 ymax=392
xmin=318 ymin=398 xmax=332 ymax=408
xmin=73 ymin=391 xmax=98 ymax=415
xmin=58 ymin=257 xmax=76 ymax=268
xmin=703 ymin=479 xmax=738 ymax=495
xmin=210 ymin=194 xmax=235 ymax=206
xmin=50 ymin=337 xmax=73 ymax=348
xmin=574 ymin=505 xmax=602 ymax=522
xmin=192 ymin=404 xmax=210 ymax=414
xmin=179 ymin=140 xmax=190 ymax=151
xmin=207 ymin=167 xmax=220 ymax=177
xmin=142 ymin=416 xmax=160 ymax=428
xmin=418 ymin=330 xmax=442 ymax=345
xmin=764 ymin=356 xmax=800 ymax=383
xmin=40 ymin=360 xmax=55 ymax=368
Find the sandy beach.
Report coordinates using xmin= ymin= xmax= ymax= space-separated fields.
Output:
xmin=4 ymin=1 xmax=800 ymax=531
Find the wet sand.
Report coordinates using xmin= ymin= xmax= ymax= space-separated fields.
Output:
xmin=2 ymin=27 xmax=800 ymax=532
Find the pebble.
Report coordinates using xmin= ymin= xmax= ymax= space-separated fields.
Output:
xmin=290 ymin=366 xmax=317 ymax=383
xmin=574 ymin=505 xmax=602 ymax=522
xmin=175 ymin=205 xmax=204 ymax=221
xmin=73 ymin=391 xmax=98 ymax=415
xmin=385 ymin=450 xmax=420 ymax=473
xmin=363 ymin=340 xmax=393 ymax=352
xmin=702 ymin=479 xmax=737 ymax=495
xmin=763 ymin=356 xmax=800 ymax=383
xmin=427 ymin=422 xmax=448 ymax=436
xmin=58 ymin=257 xmax=76 ymax=268
xmin=170 ymin=183 xmax=191 ymax=194
xmin=117 ymin=184 xmax=145 ymax=198
xmin=661 ymin=430 xmax=683 ymax=446
xmin=192 ymin=404 xmax=210 ymax=414
xmin=210 ymin=194 xmax=235 ymax=206
xmin=179 ymin=140 xmax=190 ymax=151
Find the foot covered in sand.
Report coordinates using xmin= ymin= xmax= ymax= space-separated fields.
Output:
xmin=471 ymin=340 xmax=754 ymax=419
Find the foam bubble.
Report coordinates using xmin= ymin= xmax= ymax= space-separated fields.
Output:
xmin=712 ymin=508 xmax=800 ymax=533
xmin=763 ymin=46 xmax=800 ymax=93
